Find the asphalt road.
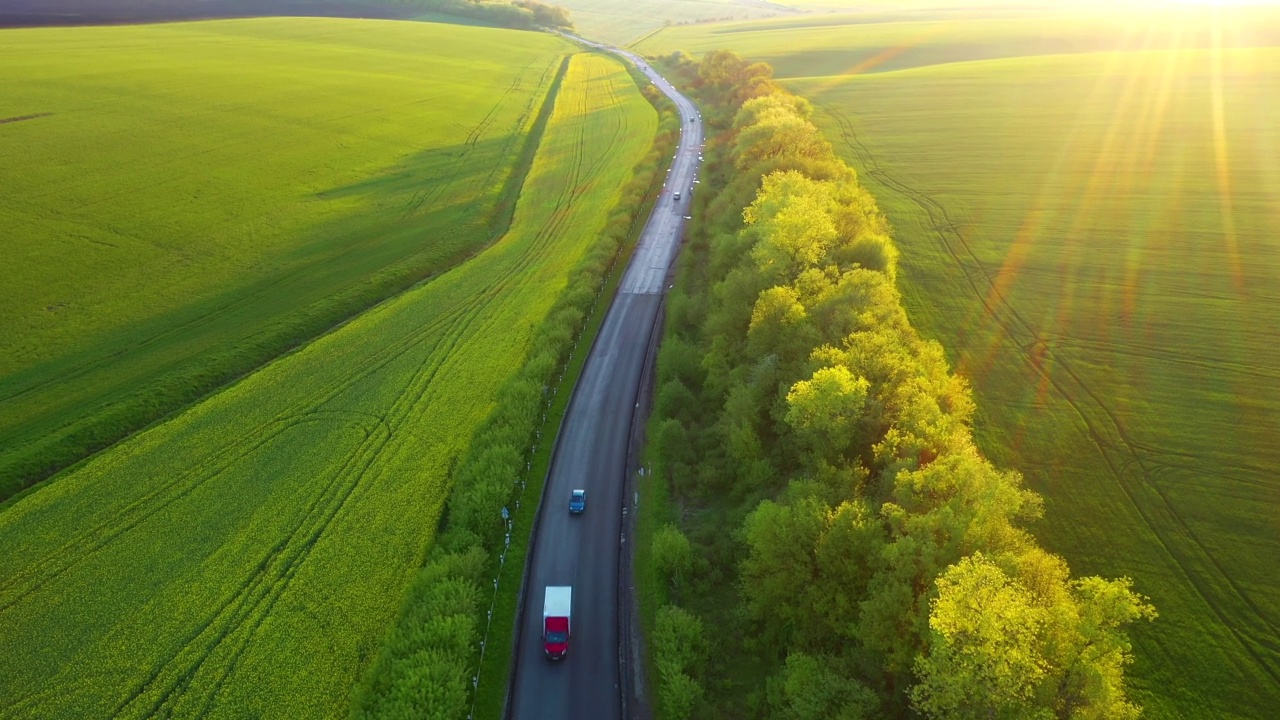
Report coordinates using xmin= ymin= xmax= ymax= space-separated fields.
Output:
xmin=507 ymin=43 xmax=703 ymax=720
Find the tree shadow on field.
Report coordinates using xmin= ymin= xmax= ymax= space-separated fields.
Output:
xmin=0 ymin=132 xmax=528 ymax=503
xmin=317 ymin=144 xmax=478 ymax=203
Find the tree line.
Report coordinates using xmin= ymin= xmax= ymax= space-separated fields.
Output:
xmin=643 ymin=49 xmax=1155 ymax=720
xmin=0 ymin=0 xmax=572 ymax=29
xmin=390 ymin=0 xmax=572 ymax=31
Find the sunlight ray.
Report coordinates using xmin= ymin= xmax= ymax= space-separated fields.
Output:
xmin=961 ymin=22 xmax=1155 ymax=388
xmin=804 ymin=22 xmax=945 ymax=96
xmin=955 ymin=21 xmax=1148 ymax=363
xmin=1209 ymin=8 xmax=1246 ymax=291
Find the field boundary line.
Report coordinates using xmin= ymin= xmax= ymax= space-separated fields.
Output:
xmin=626 ymin=27 xmax=664 ymax=50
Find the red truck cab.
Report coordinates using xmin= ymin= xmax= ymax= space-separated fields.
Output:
xmin=544 ymin=616 xmax=569 ymax=659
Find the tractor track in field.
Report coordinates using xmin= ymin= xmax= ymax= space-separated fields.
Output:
xmin=151 ymin=62 xmax=627 ymax=716
xmin=820 ymin=103 xmax=1280 ymax=681
xmin=399 ymin=60 xmax=541 ymax=222
xmin=2 ymin=54 xmax=630 ymax=718
xmin=479 ymin=61 xmax=563 ymax=217
xmin=0 ymin=289 xmax=467 ymax=613
xmin=1047 ymin=334 xmax=1280 ymax=384
xmin=0 ymin=113 xmax=52 ymax=125
xmin=123 ymin=301 xmax=487 ymax=718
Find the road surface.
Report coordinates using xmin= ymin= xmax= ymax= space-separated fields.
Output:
xmin=507 ymin=41 xmax=702 ymax=720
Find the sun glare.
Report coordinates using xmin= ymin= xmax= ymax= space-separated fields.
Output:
xmin=1093 ymin=0 xmax=1280 ymax=8
xmin=1138 ymin=0 xmax=1276 ymax=6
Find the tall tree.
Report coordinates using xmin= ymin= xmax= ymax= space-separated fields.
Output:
xmin=911 ymin=553 xmax=1155 ymax=720
xmin=784 ymin=365 xmax=870 ymax=465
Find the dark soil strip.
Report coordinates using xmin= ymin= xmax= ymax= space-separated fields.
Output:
xmin=0 ymin=112 xmax=52 ymax=125
xmin=487 ymin=55 xmax=572 ymax=239
xmin=0 ymin=1 xmax=418 ymax=29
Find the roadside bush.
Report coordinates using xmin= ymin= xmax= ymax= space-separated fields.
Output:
xmin=353 ymin=548 xmax=484 ymax=720
xmin=651 ymin=523 xmax=695 ymax=593
xmin=653 ymin=604 xmax=707 ymax=720
xmin=767 ymin=652 xmax=879 ymax=720
xmin=658 ymin=670 xmax=703 ymax=720
xmin=653 ymin=604 xmax=706 ymax=673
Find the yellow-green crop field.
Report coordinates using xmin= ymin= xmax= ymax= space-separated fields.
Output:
xmin=643 ymin=6 xmax=1280 ymax=718
xmin=0 ymin=48 xmax=656 ymax=718
xmin=0 ymin=18 xmax=565 ymax=499
xmin=557 ymin=0 xmax=784 ymax=46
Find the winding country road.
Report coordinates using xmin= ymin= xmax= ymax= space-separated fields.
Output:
xmin=507 ymin=40 xmax=702 ymax=720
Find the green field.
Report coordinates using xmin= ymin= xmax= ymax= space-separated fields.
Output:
xmin=0 ymin=18 xmax=567 ymax=499
xmin=642 ymin=7 xmax=1280 ymax=718
xmin=555 ymin=0 xmax=789 ymax=46
xmin=0 ymin=48 xmax=657 ymax=718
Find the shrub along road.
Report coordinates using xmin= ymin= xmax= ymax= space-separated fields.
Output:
xmin=507 ymin=42 xmax=701 ymax=720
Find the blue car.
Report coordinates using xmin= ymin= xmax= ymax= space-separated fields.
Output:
xmin=569 ymin=489 xmax=586 ymax=514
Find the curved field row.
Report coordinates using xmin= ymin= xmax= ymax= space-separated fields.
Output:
xmin=0 ymin=50 xmax=657 ymax=719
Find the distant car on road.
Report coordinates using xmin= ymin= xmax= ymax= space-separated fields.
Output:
xmin=569 ymin=489 xmax=586 ymax=514
xmin=673 ymin=192 xmax=681 ymax=201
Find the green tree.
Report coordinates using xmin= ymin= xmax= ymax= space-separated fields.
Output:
xmin=743 ymin=172 xmax=839 ymax=281
xmin=658 ymin=670 xmax=703 ymax=720
xmin=654 ymin=604 xmax=707 ymax=720
xmin=735 ymin=114 xmax=834 ymax=172
xmin=741 ymin=489 xmax=883 ymax=652
xmin=747 ymin=285 xmax=811 ymax=363
xmin=911 ymin=552 xmax=1156 ymax=720
xmin=911 ymin=553 xmax=1051 ymax=720
xmin=653 ymin=604 xmax=707 ymax=673
xmin=652 ymin=524 xmax=696 ymax=592
xmin=809 ymin=500 xmax=883 ymax=646
xmin=735 ymin=93 xmax=814 ymax=128
xmin=656 ymin=378 xmax=698 ymax=424
xmin=768 ymin=652 xmax=879 ymax=720
xmin=1045 ymin=575 xmax=1155 ymax=719
xmin=740 ymin=494 xmax=826 ymax=643
xmin=514 ymin=0 xmax=574 ymax=29
xmin=784 ymin=365 xmax=870 ymax=464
